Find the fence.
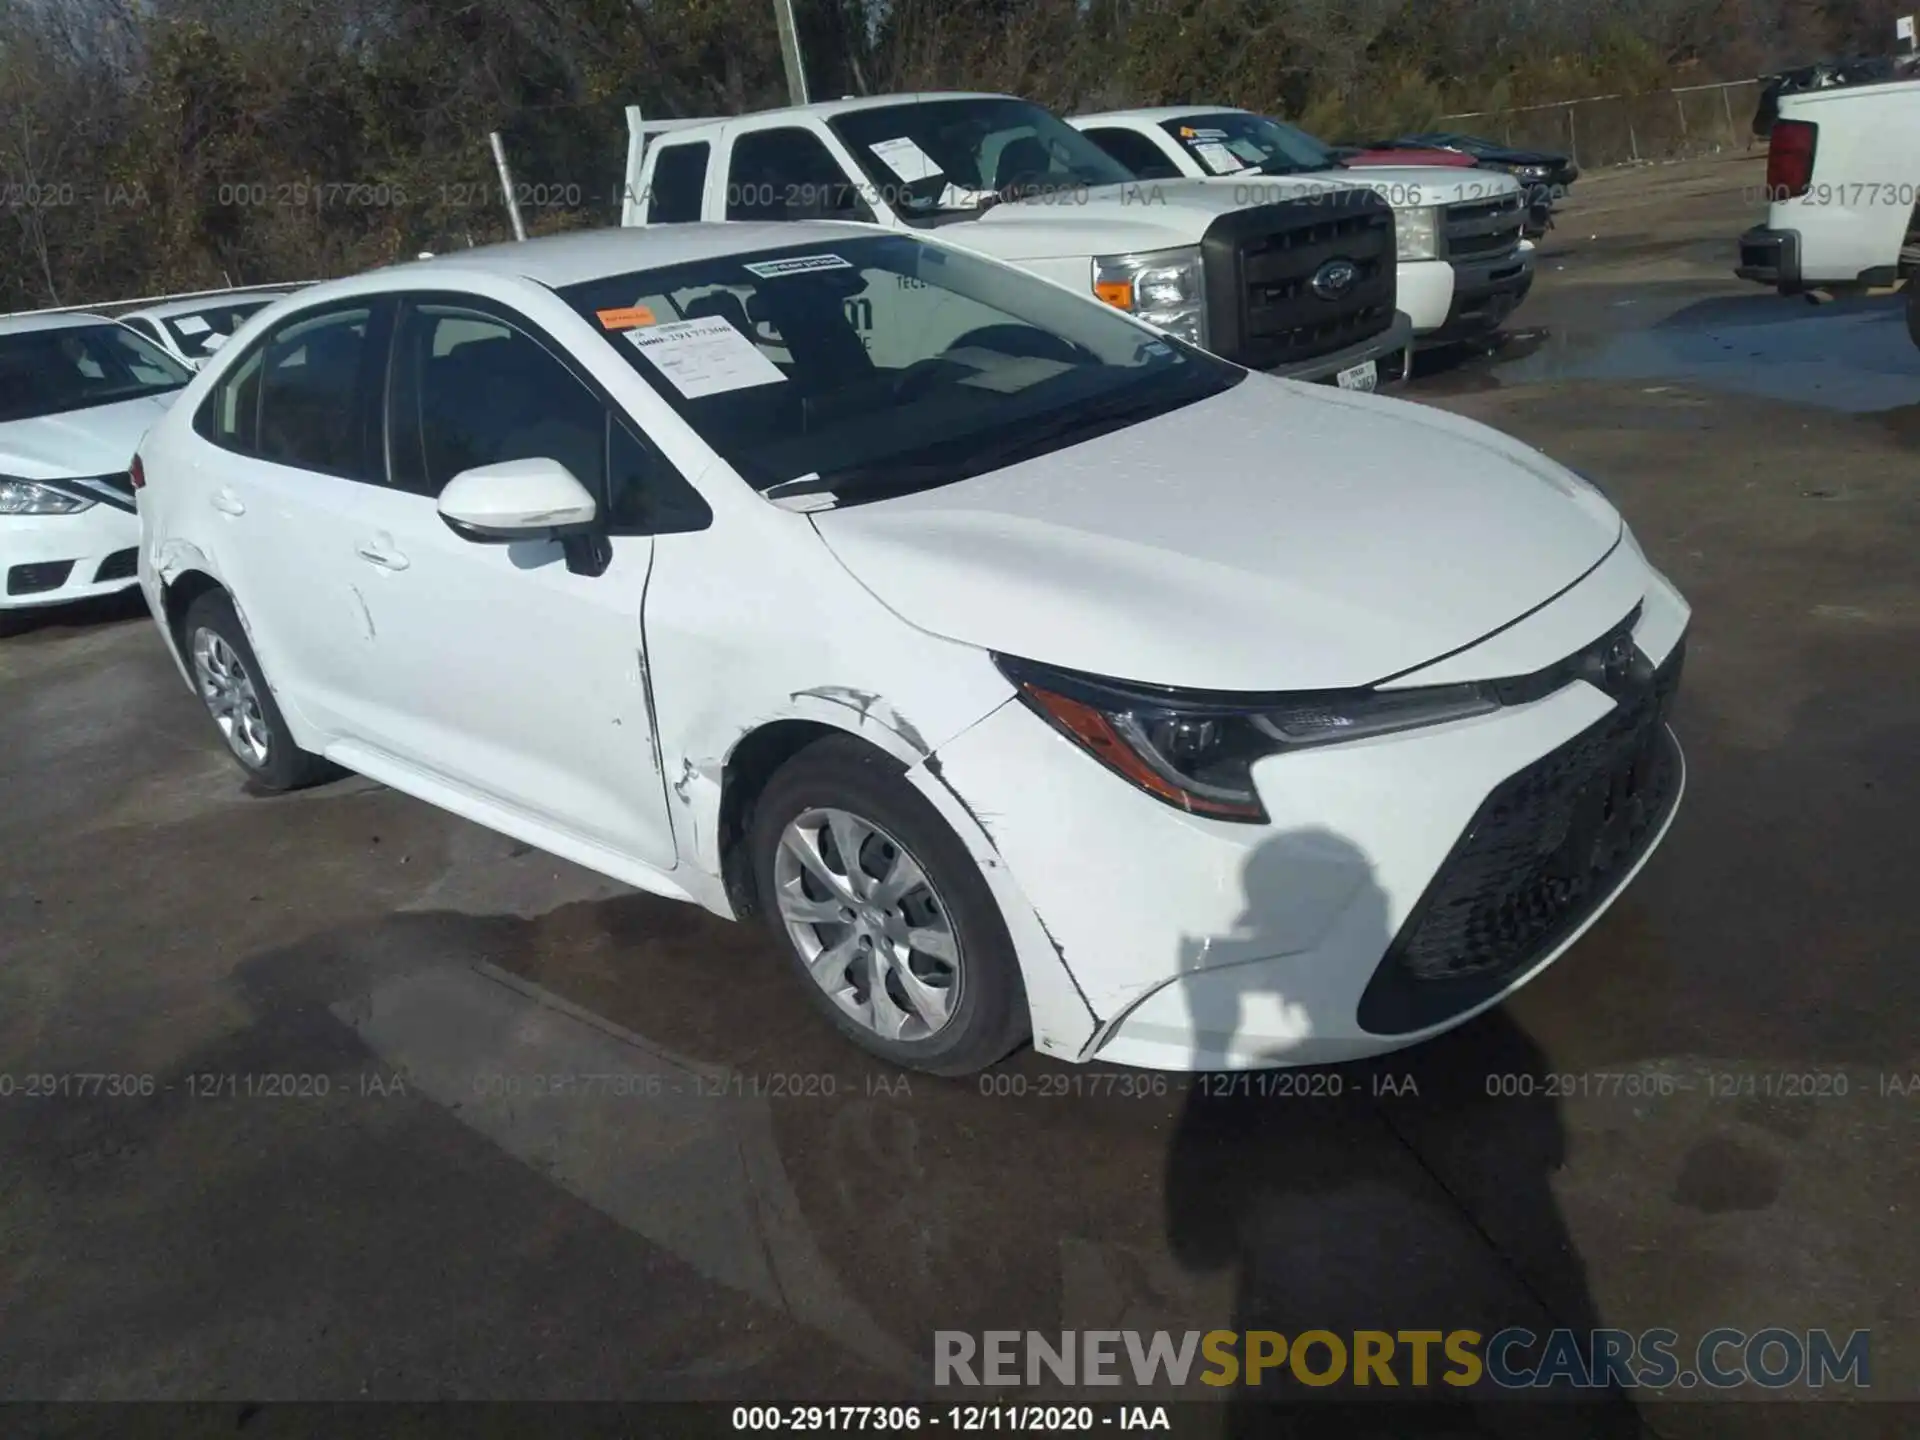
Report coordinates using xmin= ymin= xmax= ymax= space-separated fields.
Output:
xmin=1437 ymin=78 xmax=1765 ymax=170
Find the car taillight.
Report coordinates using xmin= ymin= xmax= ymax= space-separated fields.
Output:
xmin=1766 ymin=120 xmax=1817 ymax=200
xmin=129 ymin=454 xmax=146 ymax=490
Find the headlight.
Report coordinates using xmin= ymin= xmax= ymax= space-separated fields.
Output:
xmin=0 ymin=478 xmax=93 ymax=515
xmin=995 ymin=653 xmax=1500 ymax=823
xmin=1394 ymin=206 xmax=1440 ymax=261
xmin=1091 ymin=246 xmax=1207 ymax=348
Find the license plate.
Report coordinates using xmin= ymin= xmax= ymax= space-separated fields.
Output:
xmin=1335 ymin=360 xmax=1378 ymax=392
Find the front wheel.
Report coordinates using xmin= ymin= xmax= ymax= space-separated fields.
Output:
xmin=749 ymin=735 xmax=1030 ymax=1075
xmin=182 ymin=590 xmax=333 ymax=791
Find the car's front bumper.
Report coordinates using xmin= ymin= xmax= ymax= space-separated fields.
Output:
xmin=2 ymin=506 xmax=142 ymax=611
xmin=1415 ymin=247 xmax=1535 ymax=347
xmin=930 ymin=534 xmax=1690 ymax=1070
xmin=1735 ymin=225 xmax=1803 ymax=292
xmin=1263 ymin=310 xmax=1415 ymax=384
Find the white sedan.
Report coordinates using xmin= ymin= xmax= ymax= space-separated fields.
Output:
xmin=2 ymin=312 xmax=190 ymax=619
xmin=134 ymin=223 xmax=1688 ymax=1074
xmin=117 ymin=289 xmax=299 ymax=371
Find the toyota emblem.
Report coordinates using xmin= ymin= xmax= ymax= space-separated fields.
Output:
xmin=1310 ymin=259 xmax=1359 ymax=301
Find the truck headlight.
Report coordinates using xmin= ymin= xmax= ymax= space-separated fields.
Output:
xmin=0 ymin=478 xmax=93 ymax=515
xmin=1091 ymin=247 xmax=1207 ymax=348
xmin=1395 ymin=206 xmax=1441 ymax=261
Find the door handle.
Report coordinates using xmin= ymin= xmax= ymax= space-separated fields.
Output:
xmin=210 ymin=489 xmax=245 ymax=516
xmin=355 ymin=540 xmax=411 ymax=571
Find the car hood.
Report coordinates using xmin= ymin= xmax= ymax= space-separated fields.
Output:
xmin=0 ymin=393 xmax=174 ymax=480
xmin=1191 ymin=165 xmax=1520 ymax=208
xmin=959 ymin=176 xmax=1374 ymax=262
xmin=810 ymin=377 xmax=1621 ymax=692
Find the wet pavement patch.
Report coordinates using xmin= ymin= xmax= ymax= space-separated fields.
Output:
xmin=1474 ymin=293 xmax=1919 ymax=413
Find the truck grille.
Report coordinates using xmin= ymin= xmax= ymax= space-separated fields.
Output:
xmin=1200 ymin=192 xmax=1397 ymax=371
xmin=1443 ymin=193 xmax=1525 ymax=260
xmin=1357 ymin=627 xmax=1685 ymax=1036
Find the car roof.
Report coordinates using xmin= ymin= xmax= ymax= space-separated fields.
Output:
xmin=318 ymin=221 xmax=893 ymax=297
xmin=0 ymin=310 xmax=117 ymax=337
xmin=664 ymin=91 xmax=1010 ymax=129
xmin=1072 ymin=106 xmax=1252 ymax=124
xmin=121 ymin=291 xmax=297 ymax=322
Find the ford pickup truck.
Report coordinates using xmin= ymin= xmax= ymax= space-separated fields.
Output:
xmin=622 ymin=92 xmax=1416 ymax=390
xmin=1073 ymin=107 xmax=1535 ymax=350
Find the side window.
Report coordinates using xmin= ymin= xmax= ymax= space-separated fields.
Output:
xmin=1083 ymin=127 xmax=1185 ymax=181
xmin=726 ymin=128 xmax=871 ymax=223
xmin=256 ymin=306 xmax=377 ymax=477
xmin=387 ymin=302 xmax=605 ymax=502
xmin=647 ymin=143 xmax=710 ymax=223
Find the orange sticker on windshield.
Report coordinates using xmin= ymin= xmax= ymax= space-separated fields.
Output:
xmin=597 ymin=305 xmax=657 ymax=330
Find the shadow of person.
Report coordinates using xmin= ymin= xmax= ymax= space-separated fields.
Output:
xmin=1164 ymin=829 xmax=1642 ymax=1438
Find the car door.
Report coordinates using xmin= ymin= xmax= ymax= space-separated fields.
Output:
xmin=187 ymin=299 xmax=397 ymax=739
xmin=332 ymin=294 xmax=680 ymax=870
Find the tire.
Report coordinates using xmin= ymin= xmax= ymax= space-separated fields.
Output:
xmin=180 ymin=590 xmax=333 ymax=791
xmin=748 ymin=734 xmax=1030 ymax=1075
xmin=1907 ymin=281 xmax=1920 ymax=352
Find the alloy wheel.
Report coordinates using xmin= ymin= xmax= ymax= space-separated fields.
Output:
xmin=190 ymin=627 xmax=272 ymax=768
xmin=773 ymin=807 xmax=963 ymax=1042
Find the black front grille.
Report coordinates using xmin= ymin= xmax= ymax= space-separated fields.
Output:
xmin=94 ymin=548 xmax=138 ymax=583
xmin=1358 ymin=632 xmax=1685 ymax=1036
xmin=1200 ymin=192 xmax=1397 ymax=371
xmin=1443 ymin=194 xmax=1525 ymax=260
xmin=7 ymin=560 xmax=75 ymax=596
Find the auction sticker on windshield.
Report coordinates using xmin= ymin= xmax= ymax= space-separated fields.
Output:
xmin=626 ymin=316 xmax=785 ymax=398
xmin=869 ymin=136 xmax=944 ymax=183
xmin=1192 ymin=142 xmax=1246 ymax=174
xmin=175 ymin=314 xmax=213 ymax=335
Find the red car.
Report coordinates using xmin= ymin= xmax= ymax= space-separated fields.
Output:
xmin=1333 ymin=146 xmax=1479 ymax=169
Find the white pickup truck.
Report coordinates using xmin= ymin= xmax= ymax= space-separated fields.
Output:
xmin=622 ymin=92 xmax=1415 ymax=390
xmin=1736 ymin=76 xmax=1920 ymax=345
xmin=1071 ymin=107 xmax=1535 ymax=349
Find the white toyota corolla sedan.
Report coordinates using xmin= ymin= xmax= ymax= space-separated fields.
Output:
xmin=135 ymin=223 xmax=1687 ymax=1074
xmin=3 ymin=312 xmax=191 ymax=619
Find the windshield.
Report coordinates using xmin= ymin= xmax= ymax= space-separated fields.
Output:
xmin=0 ymin=322 xmax=191 ymax=423
xmin=158 ymin=299 xmax=274 ymax=360
xmin=830 ymin=98 xmax=1136 ymax=218
xmin=1159 ymin=112 xmax=1341 ymax=177
xmin=561 ymin=234 xmax=1241 ymax=506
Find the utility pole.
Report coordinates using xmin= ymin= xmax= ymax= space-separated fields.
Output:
xmin=772 ymin=0 xmax=810 ymax=106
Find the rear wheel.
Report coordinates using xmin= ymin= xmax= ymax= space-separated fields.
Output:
xmin=182 ymin=590 xmax=333 ymax=791
xmin=749 ymin=735 xmax=1030 ymax=1075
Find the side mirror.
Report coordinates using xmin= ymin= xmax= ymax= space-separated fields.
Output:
xmin=437 ymin=457 xmax=610 ymax=577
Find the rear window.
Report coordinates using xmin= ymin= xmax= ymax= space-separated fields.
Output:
xmin=648 ymin=143 xmax=710 ymax=223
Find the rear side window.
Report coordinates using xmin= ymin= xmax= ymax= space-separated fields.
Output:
xmin=648 ymin=143 xmax=710 ymax=223
xmin=255 ymin=307 xmax=378 ymax=478
xmin=192 ymin=301 xmax=388 ymax=471
xmin=725 ymin=128 xmax=870 ymax=222
xmin=1081 ymin=127 xmax=1185 ymax=181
